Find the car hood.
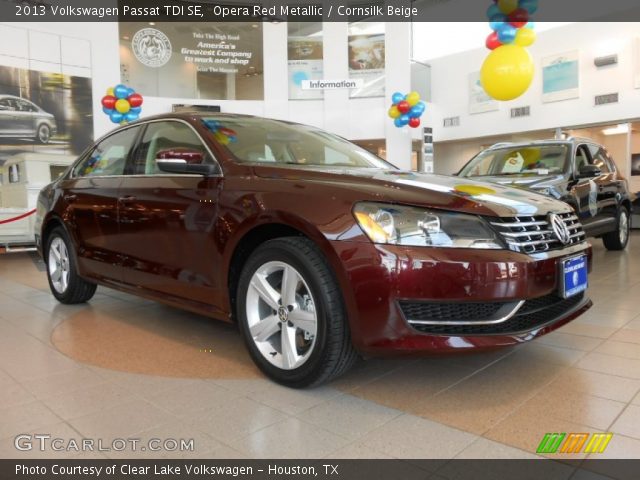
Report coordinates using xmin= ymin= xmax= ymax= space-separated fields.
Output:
xmin=253 ymin=165 xmax=572 ymax=218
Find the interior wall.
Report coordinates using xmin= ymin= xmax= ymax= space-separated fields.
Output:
xmin=428 ymin=22 xmax=640 ymax=144
xmin=6 ymin=21 xmax=418 ymax=167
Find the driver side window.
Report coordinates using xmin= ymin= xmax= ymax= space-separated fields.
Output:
xmin=575 ymin=145 xmax=591 ymax=172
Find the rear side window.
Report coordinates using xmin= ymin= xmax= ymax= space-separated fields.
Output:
xmin=133 ymin=121 xmax=213 ymax=175
xmin=73 ymin=127 xmax=140 ymax=177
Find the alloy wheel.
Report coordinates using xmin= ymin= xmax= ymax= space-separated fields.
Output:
xmin=245 ymin=261 xmax=318 ymax=370
xmin=38 ymin=125 xmax=50 ymax=143
xmin=619 ymin=210 xmax=629 ymax=246
xmin=48 ymin=237 xmax=70 ymax=294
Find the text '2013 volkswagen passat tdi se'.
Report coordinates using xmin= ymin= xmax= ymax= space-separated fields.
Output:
xmin=36 ymin=114 xmax=593 ymax=387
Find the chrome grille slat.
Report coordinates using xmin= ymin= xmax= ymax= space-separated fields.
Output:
xmin=491 ymin=212 xmax=587 ymax=254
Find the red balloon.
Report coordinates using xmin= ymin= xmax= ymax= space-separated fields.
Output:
xmin=397 ymin=100 xmax=410 ymax=114
xmin=408 ymin=117 xmax=421 ymax=128
xmin=486 ymin=31 xmax=502 ymax=50
xmin=508 ymin=8 xmax=529 ymax=28
xmin=101 ymin=95 xmax=116 ymax=109
xmin=128 ymin=93 xmax=143 ymax=107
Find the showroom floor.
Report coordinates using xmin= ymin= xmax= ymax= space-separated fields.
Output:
xmin=0 ymin=234 xmax=639 ymax=461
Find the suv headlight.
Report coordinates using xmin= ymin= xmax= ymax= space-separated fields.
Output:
xmin=353 ymin=202 xmax=504 ymax=249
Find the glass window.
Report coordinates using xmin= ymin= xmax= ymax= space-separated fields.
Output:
xmin=589 ymin=146 xmax=611 ymax=173
xmin=14 ymin=99 xmax=37 ymax=112
xmin=134 ymin=121 xmax=214 ymax=175
xmin=73 ymin=127 xmax=140 ymax=177
xmin=202 ymin=116 xmax=392 ymax=169
xmin=8 ymin=164 xmax=21 ymax=183
xmin=0 ymin=98 xmax=15 ymax=111
xmin=459 ymin=145 xmax=569 ymax=177
xmin=575 ymin=145 xmax=591 ymax=171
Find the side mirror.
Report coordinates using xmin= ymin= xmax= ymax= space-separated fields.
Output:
xmin=578 ymin=164 xmax=601 ymax=178
xmin=156 ymin=149 xmax=217 ymax=176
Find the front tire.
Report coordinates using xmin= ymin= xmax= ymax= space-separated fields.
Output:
xmin=45 ymin=227 xmax=96 ymax=304
xmin=37 ymin=124 xmax=50 ymax=144
xmin=602 ymin=206 xmax=630 ymax=251
xmin=237 ymin=237 xmax=357 ymax=388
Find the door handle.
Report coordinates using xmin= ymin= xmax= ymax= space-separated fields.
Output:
xmin=118 ymin=195 xmax=137 ymax=204
xmin=63 ymin=194 xmax=77 ymax=203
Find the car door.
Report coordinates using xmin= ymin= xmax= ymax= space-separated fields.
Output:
xmin=59 ymin=125 xmax=142 ymax=283
xmin=0 ymin=98 xmax=18 ymax=135
xmin=570 ymin=143 xmax=600 ymax=232
xmin=588 ymin=144 xmax=619 ymax=225
xmin=117 ymin=120 xmax=225 ymax=312
xmin=13 ymin=98 xmax=37 ymax=136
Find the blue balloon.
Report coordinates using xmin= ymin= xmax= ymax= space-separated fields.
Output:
xmin=393 ymin=117 xmax=404 ymax=128
xmin=486 ymin=4 xmax=501 ymax=19
xmin=520 ymin=0 xmax=538 ymax=14
xmin=391 ymin=92 xmax=404 ymax=104
xmin=114 ymin=84 xmax=129 ymax=99
xmin=399 ymin=114 xmax=410 ymax=126
xmin=525 ymin=21 xmax=535 ymax=30
xmin=489 ymin=14 xmax=507 ymax=31
xmin=127 ymin=87 xmax=135 ymax=97
xmin=110 ymin=111 xmax=124 ymax=123
xmin=409 ymin=105 xmax=424 ymax=118
xmin=130 ymin=106 xmax=142 ymax=114
xmin=125 ymin=111 xmax=139 ymax=122
xmin=102 ymin=106 xmax=114 ymax=115
xmin=497 ymin=24 xmax=517 ymax=44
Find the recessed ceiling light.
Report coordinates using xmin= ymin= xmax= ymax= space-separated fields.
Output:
xmin=149 ymin=22 xmax=156 ymax=26
xmin=602 ymin=124 xmax=629 ymax=136
xmin=123 ymin=36 xmax=130 ymax=40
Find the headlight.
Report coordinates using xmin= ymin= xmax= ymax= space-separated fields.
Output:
xmin=353 ymin=202 xmax=504 ymax=249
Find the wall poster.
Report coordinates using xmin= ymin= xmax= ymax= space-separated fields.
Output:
xmin=542 ymin=51 xmax=580 ymax=103
xmin=0 ymin=66 xmax=93 ymax=159
xmin=348 ymin=23 xmax=385 ymax=98
xmin=468 ymin=71 xmax=499 ymax=114
xmin=119 ymin=22 xmax=264 ymax=100
xmin=288 ymin=23 xmax=323 ymax=100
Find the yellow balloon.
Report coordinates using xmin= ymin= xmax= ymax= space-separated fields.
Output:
xmin=498 ymin=0 xmax=518 ymax=14
xmin=406 ymin=91 xmax=421 ymax=106
xmin=388 ymin=105 xmax=401 ymax=119
xmin=115 ymin=98 xmax=131 ymax=114
xmin=454 ymin=184 xmax=496 ymax=196
xmin=106 ymin=87 xmax=114 ymax=96
xmin=514 ymin=27 xmax=536 ymax=47
xmin=480 ymin=45 xmax=534 ymax=101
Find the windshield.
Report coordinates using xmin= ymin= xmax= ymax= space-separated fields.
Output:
xmin=459 ymin=145 xmax=569 ymax=177
xmin=201 ymin=116 xmax=393 ymax=169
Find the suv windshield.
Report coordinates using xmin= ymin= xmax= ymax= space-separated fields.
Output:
xmin=201 ymin=116 xmax=393 ymax=169
xmin=460 ymin=144 xmax=569 ymax=177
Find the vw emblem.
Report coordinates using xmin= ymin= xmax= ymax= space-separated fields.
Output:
xmin=548 ymin=213 xmax=570 ymax=244
xmin=277 ymin=306 xmax=288 ymax=323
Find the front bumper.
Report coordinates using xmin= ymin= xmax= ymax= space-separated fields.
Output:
xmin=330 ymin=240 xmax=592 ymax=355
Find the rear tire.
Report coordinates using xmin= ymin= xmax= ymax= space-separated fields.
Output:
xmin=45 ymin=226 xmax=96 ymax=304
xmin=602 ymin=206 xmax=630 ymax=251
xmin=237 ymin=237 xmax=357 ymax=388
xmin=37 ymin=124 xmax=50 ymax=144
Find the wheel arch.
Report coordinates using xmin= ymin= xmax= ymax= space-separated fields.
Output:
xmin=224 ymin=218 xmax=357 ymax=327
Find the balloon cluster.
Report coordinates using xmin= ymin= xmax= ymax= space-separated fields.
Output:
xmin=388 ymin=91 xmax=426 ymax=129
xmin=486 ymin=0 xmax=537 ymax=50
xmin=101 ymin=84 xmax=143 ymax=125
xmin=202 ymin=119 xmax=238 ymax=145
xmin=481 ymin=0 xmax=538 ymax=101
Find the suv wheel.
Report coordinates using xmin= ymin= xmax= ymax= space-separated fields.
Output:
xmin=237 ymin=237 xmax=357 ymax=388
xmin=45 ymin=227 xmax=97 ymax=303
xmin=602 ymin=206 xmax=630 ymax=251
xmin=37 ymin=124 xmax=50 ymax=144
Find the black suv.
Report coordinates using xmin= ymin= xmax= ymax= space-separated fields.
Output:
xmin=458 ymin=138 xmax=632 ymax=250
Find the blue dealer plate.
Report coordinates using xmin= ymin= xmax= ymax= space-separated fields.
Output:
xmin=560 ymin=255 xmax=588 ymax=298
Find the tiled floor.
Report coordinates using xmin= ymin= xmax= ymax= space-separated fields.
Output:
xmin=0 ymin=235 xmax=639 ymax=459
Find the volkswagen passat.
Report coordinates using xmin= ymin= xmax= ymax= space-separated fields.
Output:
xmin=0 ymin=94 xmax=57 ymax=144
xmin=36 ymin=114 xmax=592 ymax=387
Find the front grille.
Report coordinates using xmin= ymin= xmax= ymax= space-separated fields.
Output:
xmin=490 ymin=213 xmax=586 ymax=254
xmin=404 ymin=292 xmax=585 ymax=335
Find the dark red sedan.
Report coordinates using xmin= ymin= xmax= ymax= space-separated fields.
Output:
xmin=36 ymin=113 xmax=592 ymax=387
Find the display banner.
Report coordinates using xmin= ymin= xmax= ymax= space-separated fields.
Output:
xmin=288 ymin=23 xmax=324 ymax=100
xmin=0 ymin=66 xmax=93 ymax=159
xmin=119 ymin=22 xmax=264 ymax=99
xmin=3 ymin=0 xmax=640 ymax=22
xmin=2 ymin=459 xmax=639 ymax=479
xmin=348 ymin=27 xmax=385 ymax=98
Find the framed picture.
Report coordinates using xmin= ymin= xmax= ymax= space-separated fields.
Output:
xmin=469 ymin=71 xmax=499 ymax=114
xmin=542 ymin=51 xmax=580 ymax=103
